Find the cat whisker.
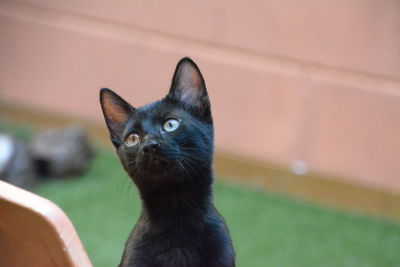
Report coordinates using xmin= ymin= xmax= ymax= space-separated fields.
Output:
xmin=179 ymin=151 xmax=209 ymax=166
xmin=181 ymin=157 xmax=203 ymax=177
xmin=180 ymin=147 xmax=205 ymax=152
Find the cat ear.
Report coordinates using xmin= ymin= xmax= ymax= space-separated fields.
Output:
xmin=99 ymin=88 xmax=135 ymax=147
xmin=167 ymin=57 xmax=210 ymax=115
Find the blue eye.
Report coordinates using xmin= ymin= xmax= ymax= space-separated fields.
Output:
xmin=163 ymin=119 xmax=180 ymax=132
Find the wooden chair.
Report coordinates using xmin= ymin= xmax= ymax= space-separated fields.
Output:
xmin=0 ymin=181 xmax=92 ymax=267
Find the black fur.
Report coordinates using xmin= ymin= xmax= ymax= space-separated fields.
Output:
xmin=99 ymin=58 xmax=235 ymax=267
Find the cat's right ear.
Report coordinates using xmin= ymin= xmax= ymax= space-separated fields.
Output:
xmin=99 ymin=88 xmax=135 ymax=147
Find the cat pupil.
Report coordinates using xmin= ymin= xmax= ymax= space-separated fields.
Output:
xmin=164 ymin=119 xmax=179 ymax=132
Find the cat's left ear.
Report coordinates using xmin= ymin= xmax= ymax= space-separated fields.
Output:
xmin=167 ymin=57 xmax=210 ymax=116
xmin=100 ymin=88 xmax=135 ymax=147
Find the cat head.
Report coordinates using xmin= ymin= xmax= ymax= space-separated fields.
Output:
xmin=99 ymin=58 xmax=213 ymax=187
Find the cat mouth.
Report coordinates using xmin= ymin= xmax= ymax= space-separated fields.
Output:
xmin=139 ymin=154 xmax=169 ymax=170
xmin=151 ymin=158 xmax=162 ymax=165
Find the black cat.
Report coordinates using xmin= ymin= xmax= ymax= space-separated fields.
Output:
xmin=99 ymin=58 xmax=235 ymax=267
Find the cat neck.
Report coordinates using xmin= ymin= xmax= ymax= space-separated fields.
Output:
xmin=136 ymin=171 xmax=213 ymax=225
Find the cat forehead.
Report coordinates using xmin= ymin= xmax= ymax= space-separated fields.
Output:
xmin=131 ymin=100 xmax=186 ymax=122
xmin=135 ymin=101 xmax=162 ymax=118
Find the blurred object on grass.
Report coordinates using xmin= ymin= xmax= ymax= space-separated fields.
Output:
xmin=0 ymin=134 xmax=37 ymax=189
xmin=30 ymin=125 xmax=93 ymax=178
xmin=0 ymin=120 xmax=93 ymax=189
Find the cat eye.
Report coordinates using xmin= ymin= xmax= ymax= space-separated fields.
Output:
xmin=125 ymin=133 xmax=140 ymax=147
xmin=163 ymin=119 xmax=180 ymax=132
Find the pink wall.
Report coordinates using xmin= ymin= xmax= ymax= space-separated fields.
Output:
xmin=1 ymin=1 xmax=400 ymax=192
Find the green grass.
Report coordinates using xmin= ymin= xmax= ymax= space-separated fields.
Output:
xmin=1 ymin=120 xmax=400 ymax=267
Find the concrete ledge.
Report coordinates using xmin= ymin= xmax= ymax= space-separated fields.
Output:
xmin=1 ymin=102 xmax=399 ymax=221
xmin=215 ymin=152 xmax=400 ymax=221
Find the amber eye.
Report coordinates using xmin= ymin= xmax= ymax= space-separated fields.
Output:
xmin=163 ymin=119 xmax=180 ymax=132
xmin=125 ymin=133 xmax=140 ymax=147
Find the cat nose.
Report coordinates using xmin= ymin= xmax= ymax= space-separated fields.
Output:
xmin=142 ymin=140 xmax=160 ymax=154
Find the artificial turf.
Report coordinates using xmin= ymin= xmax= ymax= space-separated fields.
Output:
xmin=1 ymin=120 xmax=400 ymax=267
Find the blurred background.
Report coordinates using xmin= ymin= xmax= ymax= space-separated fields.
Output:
xmin=1 ymin=1 xmax=399 ymax=266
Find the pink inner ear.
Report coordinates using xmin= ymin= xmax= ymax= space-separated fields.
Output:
xmin=178 ymin=65 xmax=202 ymax=107
xmin=103 ymin=98 xmax=129 ymax=123
xmin=180 ymin=87 xmax=199 ymax=106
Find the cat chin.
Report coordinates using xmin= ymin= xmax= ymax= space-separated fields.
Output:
xmin=128 ymin=161 xmax=186 ymax=184
xmin=128 ymin=162 xmax=172 ymax=177
xmin=129 ymin=170 xmax=184 ymax=189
